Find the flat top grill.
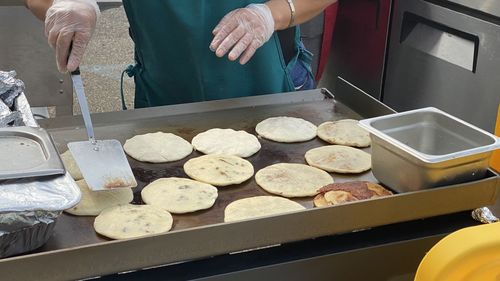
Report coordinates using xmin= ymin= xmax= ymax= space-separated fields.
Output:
xmin=40 ymin=89 xmax=376 ymax=250
xmin=1 ymin=88 xmax=497 ymax=281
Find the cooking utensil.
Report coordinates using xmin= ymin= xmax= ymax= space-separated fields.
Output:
xmin=68 ymin=68 xmax=136 ymax=191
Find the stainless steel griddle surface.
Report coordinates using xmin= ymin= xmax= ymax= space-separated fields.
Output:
xmin=39 ymin=89 xmax=380 ymax=250
xmin=2 ymin=89 xmax=495 ymax=281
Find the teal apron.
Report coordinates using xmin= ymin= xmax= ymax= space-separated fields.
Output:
xmin=122 ymin=0 xmax=311 ymax=108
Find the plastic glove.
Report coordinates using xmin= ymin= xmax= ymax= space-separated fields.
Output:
xmin=45 ymin=0 xmax=99 ymax=73
xmin=210 ymin=4 xmax=274 ymax=65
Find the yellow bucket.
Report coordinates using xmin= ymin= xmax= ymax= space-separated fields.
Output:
xmin=414 ymin=222 xmax=500 ymax=281
xmin=491 ymin=104 xmax=500 ymax=172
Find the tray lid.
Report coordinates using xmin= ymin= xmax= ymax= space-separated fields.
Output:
xmin=0 ymin=126 xmax=65 ymax=180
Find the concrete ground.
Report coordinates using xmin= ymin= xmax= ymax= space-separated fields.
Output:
xmin=76 ymin=7 xmax=134 ymax=114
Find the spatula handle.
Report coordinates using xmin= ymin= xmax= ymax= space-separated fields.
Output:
xmin=71 ymin=68 xmax=96 ymax=144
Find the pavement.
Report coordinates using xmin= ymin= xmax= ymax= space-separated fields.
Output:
xmin=76 ymin=7 xmax=134 ymax=114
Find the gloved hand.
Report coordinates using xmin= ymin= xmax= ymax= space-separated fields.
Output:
xmin=210 ymin=4 xmax=275 ymax=65
xmin=45 ymin=0 xmax=99 ymax=73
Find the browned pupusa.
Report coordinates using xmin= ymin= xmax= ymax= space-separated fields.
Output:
xmin=314 ymin=181 xmax=392 ymax=207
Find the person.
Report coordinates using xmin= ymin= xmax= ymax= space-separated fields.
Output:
xmin=26 ymin=0 xmax=336 ymax=108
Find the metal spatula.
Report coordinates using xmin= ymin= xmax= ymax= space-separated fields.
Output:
xmin=68 ymin=68 xmax=137 ymax=191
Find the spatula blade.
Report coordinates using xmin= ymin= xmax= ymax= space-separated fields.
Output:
xmin=68 ymin=139 xmax=137 ymax=191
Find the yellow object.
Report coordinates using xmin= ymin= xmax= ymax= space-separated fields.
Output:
xmin=414 ymin=222 xmax=500 ymax=281
xmin=491 ymin=104 xmax=500 ymax=172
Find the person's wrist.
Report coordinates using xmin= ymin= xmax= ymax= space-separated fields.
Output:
xmin=247 ymin=3 xmax=275 ymax=40
xmin=26 ymin=0 xmax=54 ymax=20
xmin=51 ymin=0 xmax=101 ymax=18
xmin=264 ymin=0 xmax=290 ymax=30
xmin=26 ymin=0 xmax=52 ymax=10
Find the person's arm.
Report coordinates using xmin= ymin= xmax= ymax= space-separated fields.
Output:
xmin=25 ymin=0 xmax=99 ymax=73
xmin=266 ymin=0 xmax=336 ymax=30
xmin=25 ymin=0 xmax=52 ymax=20
xmin=210 ymin=0 xmax=336 ymax=65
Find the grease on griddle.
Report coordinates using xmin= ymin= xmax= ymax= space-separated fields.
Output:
xmin=175 ymin=127 xmax=196 ymax=137
xmin=132 ymin=167 xmax=185 ymax=183
xmin=254 ymin=146 xmax=292 ymax=163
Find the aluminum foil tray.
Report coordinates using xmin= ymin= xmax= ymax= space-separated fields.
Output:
xmin=0 ymin=70 xmax=79 ymax=260
xmin=0 ymin=211 xmax=59 ymax=258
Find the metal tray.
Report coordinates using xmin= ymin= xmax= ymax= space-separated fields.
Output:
xmin=359 ymin=107 xmax=500 ymax=192
xmin=0 ymin=88 xmax=497 ymax=281
xmin=0 ymin=126 xmax=64 ymax=180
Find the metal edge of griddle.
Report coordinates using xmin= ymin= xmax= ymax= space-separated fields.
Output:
xmin=40 ymin=87 xmax=393 ymax=131
xmin=334 ymin=77 xmax=396 ymax=117
xmin=39 ymin=89 xmax=332 ymax=130
xmin=0 ymin=171 xmax=498 ymax=281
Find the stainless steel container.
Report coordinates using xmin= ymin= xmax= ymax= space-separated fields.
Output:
xmin=359 ymin=107 xmax=500 ymax=192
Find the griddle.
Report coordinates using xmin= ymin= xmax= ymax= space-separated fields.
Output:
xmin=1 ymin=88 xmax=498 ymax=281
